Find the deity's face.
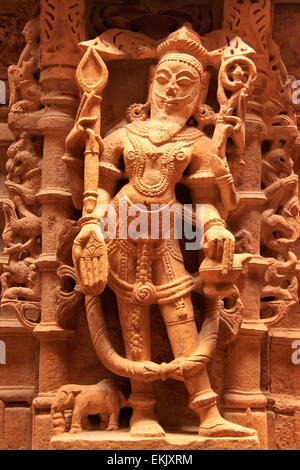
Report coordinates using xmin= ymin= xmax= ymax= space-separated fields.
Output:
xmin=149 ymin=56 xmax=202 ymax=144
xmin=151 ymin=58 xmax=201 ymax=117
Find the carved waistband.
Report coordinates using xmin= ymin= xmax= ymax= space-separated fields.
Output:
xmin=108 ymin=271 xmax=194 ymax=305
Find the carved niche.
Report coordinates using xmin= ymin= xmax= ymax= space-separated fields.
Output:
xmin=52 ymin=20 xmax=263 ymax=441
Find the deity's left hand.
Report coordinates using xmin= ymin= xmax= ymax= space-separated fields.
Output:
xmin=204 ymin=226 xmax=235 ymax=275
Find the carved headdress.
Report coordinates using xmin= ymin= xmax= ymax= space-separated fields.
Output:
xmin=156 ymin=24 xmax=210 ymax=76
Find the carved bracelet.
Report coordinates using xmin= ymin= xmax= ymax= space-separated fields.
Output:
xmin=215 ymin=174 xmax=234 ymax=186
xmin=78 ymin=215 xmax=103 ymax=228
xmin=204 ymin=218 xmax=227 ymax=233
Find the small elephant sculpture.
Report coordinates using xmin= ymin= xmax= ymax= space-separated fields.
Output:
xmin=51 ymin=379 xmax=127 ymax=435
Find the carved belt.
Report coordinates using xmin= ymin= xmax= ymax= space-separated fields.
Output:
xmin=108 ymin=270 xmax=194 ymax=305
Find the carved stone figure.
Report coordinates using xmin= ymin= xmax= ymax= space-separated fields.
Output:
xmin=0 ymin=134 xmax=41 ymax=328
xmin=51 ymin=379 xmax=126 ymax=435
xmin=64 ymin=24 xmax=259 ymax=439
xmin=1 ymin=0 xmax=300 ymax=453
xmin=7 ymin=16 xmax=42 ymax=114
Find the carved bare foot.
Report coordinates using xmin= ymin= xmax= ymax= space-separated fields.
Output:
xmin=198 ymin=417 xmax=257 ymax=438
xmin=69 ymin=424 xmax=82 ymax=434
xmin=130 ymin=409 xmax=165 ymax=438
xmin=107 ymin=424 xmax=119 ymax=431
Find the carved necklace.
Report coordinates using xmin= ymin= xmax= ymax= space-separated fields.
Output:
xmin=125 ymin=125 xmax=199 ymax=197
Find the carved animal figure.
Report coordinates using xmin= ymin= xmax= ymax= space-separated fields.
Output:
xmin=5 ymin=136 xmax=41 ymax=213
xmin=261 ymin=147 xmax=293 ymax=187
xmin=2 ymin=201 xmax=41 ymax=258
xmin=51 ymin=379 xmax=127 ymax=435
xmin=0 ymin=251 xmax=39 ymax=301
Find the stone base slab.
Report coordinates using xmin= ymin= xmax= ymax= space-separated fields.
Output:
xmin=50 ymin=430 xmax=260 ymax=451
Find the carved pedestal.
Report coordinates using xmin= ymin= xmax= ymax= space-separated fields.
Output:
xmin=50 ymin=430 xmax=260 ymax=451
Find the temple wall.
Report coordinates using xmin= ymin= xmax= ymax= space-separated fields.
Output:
xmin=0 ymin=0 xmax=299 ymax=450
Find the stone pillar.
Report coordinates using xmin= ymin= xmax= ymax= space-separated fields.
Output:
xmin=223 ymin=107 xmax=269 ymax=448
xmin=221 ymin=0 xmax=274 ymax=448
xmin=32 ymin=0 xmax=85 ymax=450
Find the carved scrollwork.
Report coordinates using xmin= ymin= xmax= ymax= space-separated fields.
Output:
xmin=40 ymin=0 xmax=84 ymax=55
xmin=40 ymin=0 xmax=57 ymax=44
xmin=1 ymin=134 xmax=42 ymax=330
xmin=260 ymin=252 xmax=298 ymax=324
xmin=218 ymin=287 xmax=244 ymax=344
xmin=55 ymin=264 xmax=83 ymax=327
xmin=260 ymin=173 xmax=299 ymax=323
xmin=0 ymin=299 xmax=40 ymax=331
xmin=258 ymin=44 xmax=300 ymax=325
xmin=78 ymin=28 xmax=159 ymax=62
xmin=55 ymin=220 xmax=83 ymax=328
xmin=223 ymin=0 xmax=270 ymax=54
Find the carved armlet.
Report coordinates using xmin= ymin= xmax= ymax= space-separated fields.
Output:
xmin=99 ymin=161 xmax=123 ymax=180
xmin=62 ymin=154 xmax=84 ymax=167
xmin=182 ymin=170 xmax=215 ymax=188
xmin=182 ymin=170 xmax=219 ymax=207
xmin=78 ymin=215 xmax=103 ymax=228
xmin=215 ymin=173 xmax=237 ymax=212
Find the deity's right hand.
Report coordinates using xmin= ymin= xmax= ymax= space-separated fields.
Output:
xmin=72 ymin=223 xmax=108 ymax=296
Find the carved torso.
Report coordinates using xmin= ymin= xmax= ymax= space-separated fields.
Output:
xmin=118 ymin=122 xmax=204 ymax=204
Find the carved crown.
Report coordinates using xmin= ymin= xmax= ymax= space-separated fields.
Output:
xmin=157 ymin=23 xmax=210 ymax=68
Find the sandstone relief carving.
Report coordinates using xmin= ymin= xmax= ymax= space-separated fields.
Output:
xmin=51 ymin=379 xmax=127 ymax=435
xmin=61 ymin=24 xmax=260 ymax=439
xmin=0 ymin=0 xmax=299 ymax=453
xmin=7 ymin=16 xmax=42 ymax=115
xmin=223 ymin=0 xmax=299 ymax=328
xmin=259 ymin=45 xmax=299 ymax=324
xmin=1 ymin=133 xmax=42 ymax=329
xmin=55 ymin=219 xmax=82 ymax=328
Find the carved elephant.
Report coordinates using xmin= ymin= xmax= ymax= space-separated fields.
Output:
xmin=51 ymin=379 xmax=127 ymax=435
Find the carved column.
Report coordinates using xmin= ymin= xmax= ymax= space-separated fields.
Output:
xmin=222 ymin=0 xmax=271 ymax=448
xmin=0 ymin=3 xmax=42 ymax=452
xmin=32 ymin=0 xmax=84 ymax=450
xmin=223 ymin=86 xmax=269 ymax=450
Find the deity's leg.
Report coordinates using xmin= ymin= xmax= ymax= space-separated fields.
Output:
xmin=116 ymin=297 xmax=165 ymax=438
xmin=153 ymin=242 xmax=257 ymax=438
xmin=159 ymin=296 xmax=257 ymax=438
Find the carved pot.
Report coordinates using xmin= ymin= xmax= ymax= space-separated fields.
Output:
xmin=199 ymin=253 xmax=252 ymax=297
